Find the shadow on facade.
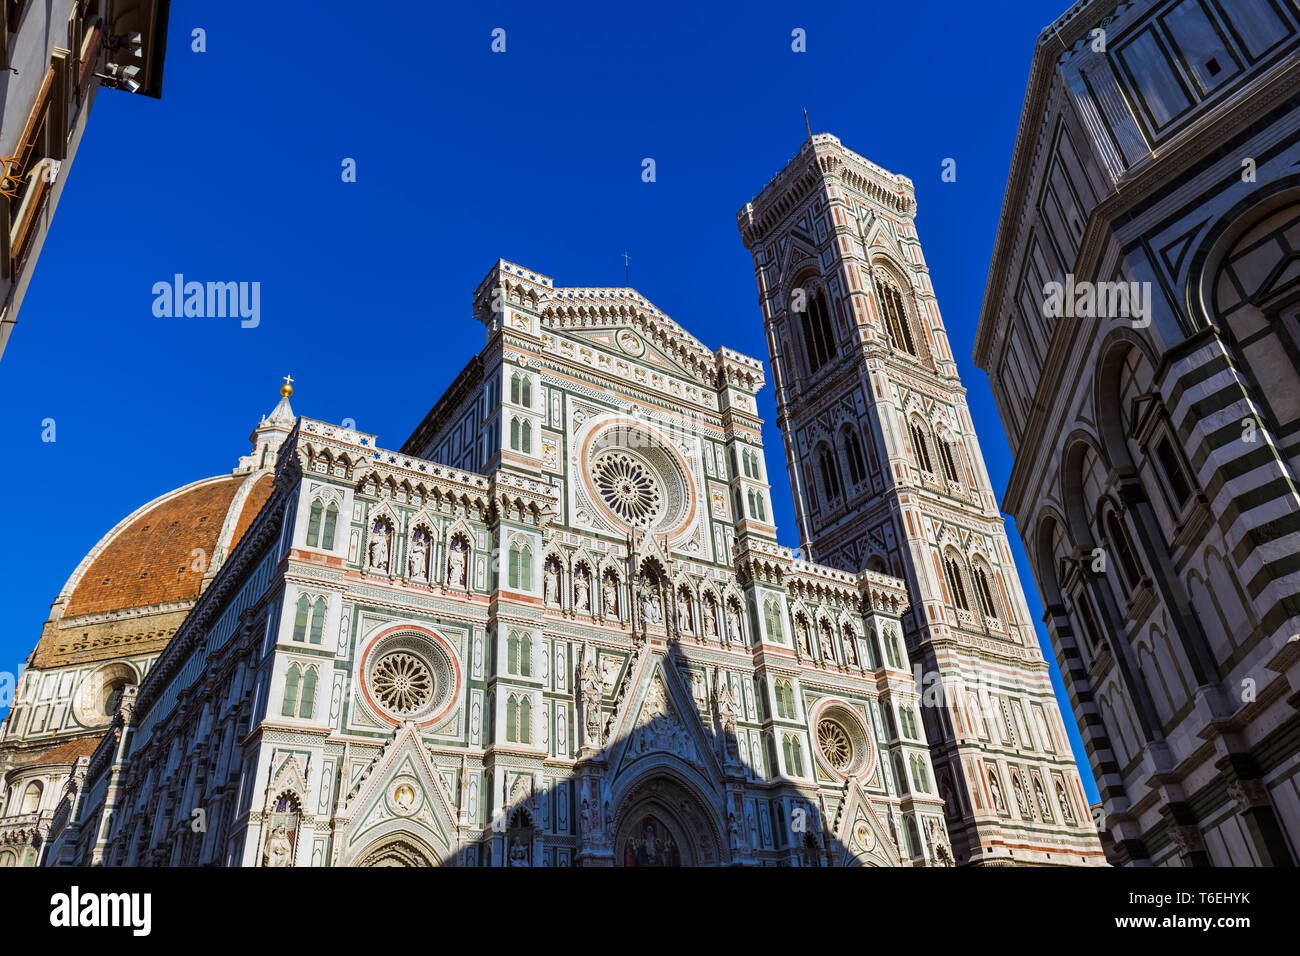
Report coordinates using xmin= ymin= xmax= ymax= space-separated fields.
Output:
xmin=345 ymin=640 xmax=888 ymax=868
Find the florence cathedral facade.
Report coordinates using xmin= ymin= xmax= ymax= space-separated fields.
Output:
xmin=0 ymin=135 xmax=1103 ymax=867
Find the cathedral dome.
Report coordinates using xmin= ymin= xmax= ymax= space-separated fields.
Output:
xmin=30 ymin=472 xmax=275 ymax=669
xmin=27 ymin=382 xmax=296 ymax=671
xmin=62 ymin=474 xmax=272 ymax=618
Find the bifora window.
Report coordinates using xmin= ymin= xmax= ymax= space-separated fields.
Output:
xmin=797 ymin=287 xmax=837 ymax=373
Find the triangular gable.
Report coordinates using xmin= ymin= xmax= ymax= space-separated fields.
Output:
xmin=835 ymin=782 xmax=903 ymax=867
xmin=606 ymin=653 xmax=723 ymax=781
xmin=341 ymin=724 xmax=459 ymax=861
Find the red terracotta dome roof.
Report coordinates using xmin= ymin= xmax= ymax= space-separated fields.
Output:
xmin=27 ymin=736 xmax=104 ymax=767
xmin=63 ymin=472 xmax=275 ymax=618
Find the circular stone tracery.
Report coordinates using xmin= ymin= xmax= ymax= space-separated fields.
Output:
xmin=817 ymin=719 xmax=854 ymax=771
xmin=361 ymin=628 xmax=459 ymax=726
xmin=592 ymin=452 xmax=664 ymax=525
xmin=579 ymin=420 xmax=695 ymax=537
xmin=812 ymin=703 xmax=875 ymax=779
xmin=372 ymin=652 xmax=433 ymax=715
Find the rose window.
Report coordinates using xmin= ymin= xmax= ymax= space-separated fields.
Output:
xmin=592 ymin=452 xmax=663 ymax=525
xmin=372 ymin=651 xmax=434 ymax=715
xmin=812 ymin=705 xmax=874 ymax=778
xmin=817 ymin=719 xmax=853 ymax=770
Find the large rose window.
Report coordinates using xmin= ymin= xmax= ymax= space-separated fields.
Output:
xmin=812 ymin=703 xmax=875 ymax=779
xmin=579 ymin=420 xmax=695 ymax=536
xmin=361 ymin=628 xmax=459 ymax=725
xmin=593 ymin=451 xmax=664 ymax=525
xmin=817 ymin=719 xmax=854 ymax=771
xmin=372 ymin=652 xmax=434 ymax=716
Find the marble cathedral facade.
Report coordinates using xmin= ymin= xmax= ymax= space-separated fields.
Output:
xmin=975 ymin=0 xmax=1300 ymax=866
xmin=16 ymin=136 xmax=1102 ymax=868
xmin=37 ymin=256 xmax=951 ymax=868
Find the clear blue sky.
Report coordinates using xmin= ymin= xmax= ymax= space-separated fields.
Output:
xmin=0 ymin=0 xmax=1096 ymax=799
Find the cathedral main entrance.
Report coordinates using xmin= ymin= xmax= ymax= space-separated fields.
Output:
xmin=619 ymin=813 xmax=685 ymax=866
xmin=353 ymin=836 xmax=439 ymax=867
xmin=611 ymin=773 xmax=723 ymax=866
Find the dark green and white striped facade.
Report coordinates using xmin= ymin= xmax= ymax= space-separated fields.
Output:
xmin=975 ymin=0 xmax=1300 ymax=866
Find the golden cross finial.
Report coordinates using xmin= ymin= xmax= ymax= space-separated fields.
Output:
xmin=281 ymin=374 xmax=294 ymax=398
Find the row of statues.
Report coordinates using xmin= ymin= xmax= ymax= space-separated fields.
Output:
xmin=365 ymin=521 xmax=469 ymax=587
xmin=795 ymin=617 xmax=861 ymax=668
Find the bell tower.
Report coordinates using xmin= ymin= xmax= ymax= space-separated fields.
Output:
xmin=738 ymin=134 xmax=1104 ymax=865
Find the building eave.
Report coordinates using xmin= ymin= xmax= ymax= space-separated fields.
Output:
xmin=973 ymin=0 xmax=1120 ymax=370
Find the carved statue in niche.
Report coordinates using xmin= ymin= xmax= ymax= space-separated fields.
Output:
xmin=264 ymin=826 xmax=293 ymax=867
xmin=408 ymin=528 xmax=429 ymax=578
xmin=818 ymin=623 xmax=834 ymax=661
xmin=1035 ymin=778 xmax=1051 ymax=820
xmin=797 ymin=619 xmax=812 ymax=656
xmin=1012 ymin=773 xmax=1029 ymax=817
xmin=702 ymin=600 xmax=717 ymax=637
xmin=368 ymin=520 xmax=391 ymax=572
xmin=544 ymin=561 xmax=560 ymax=605
xmin=1056 ymin=781 xmax=1074 ymax=821
xmin=989 ymin=772 xmax=1006 ymax=813
xmin=728 ymin=811 xmax=746 ymax=853
xmin=716 ymin=672 xmax=737 ymax=733
xmin=677 ymin=592 xmax=693 ymax=632
xmin=580 ymin=655 xmax=603 ymax=747
xmin=448 ymin=539 xmax=467 ymax=587
xmin=641 ymin=586 xmax=662 ymax=626
xmin=726 ymin=610 xmax=741 ymax=645
xmin=843 ymin=633 xmax=859 ymax=667
xmin=602 ymin=575 xmax=619 ymax=619
xmin=508 ymin=837 xmax=529 ymax=867
xmin=575 ymin=570 xmax=590 ymax=611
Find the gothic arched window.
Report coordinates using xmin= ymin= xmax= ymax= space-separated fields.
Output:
xmin=322 ymin=502 xmax=338 ymax=549
xmin=972 ymin=563 xmax=999 ymax=620
xmin=797 ymin=285 xmax=837 ymax=373
xmin=910 ymin=421 xmax=935 ymax=475
xmin=944 ymin=554 xmax=971 ymax=612
xmin=874 ymin=273 xmax=918 ymax=357
xmin=508 ymin=542 xmax=533 ymax=591
xmin=885 ymin=631 xmax=902 ymax=669
xmin=842 ymin=426 xmax=867 ymax=486
xmin=306 ymin=500 xmax=323 ymax=546
xmin=309 ymin=597 xmax=326 ymax=645
xmin=764 ymin=598 xmax=784 ymax=642
xmin=510 ymin=372 xmax=531 ymax=407
xmin=292 ymin=595 xmax=310 ymax=642
xmin=281 ymin=664 xmax=302 ymax=718
xmin=507 ymin=695 xmax=532 ymax=744
xmin=298 ymin=666 xmax=317 ymax=719
xmin=938 ymin=436 xmax=961 ymax=484
xmin=818 ymin=444 xmax=841 ymax=501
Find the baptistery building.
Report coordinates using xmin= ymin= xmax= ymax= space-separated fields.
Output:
xmin=975 ymin=0 xmax=1300 ymax=865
